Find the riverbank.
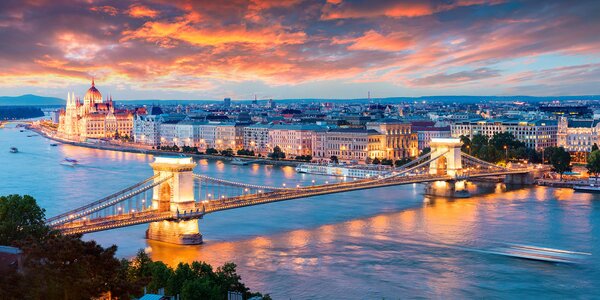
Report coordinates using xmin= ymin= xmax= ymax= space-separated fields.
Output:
xmin=27 ymin=125 xmax=301 ymax=167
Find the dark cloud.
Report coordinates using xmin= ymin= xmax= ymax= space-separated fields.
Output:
xmin=410 ymin=67 xmax=501 ymax=86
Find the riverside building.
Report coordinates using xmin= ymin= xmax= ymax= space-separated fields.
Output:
xmin=57 ymin=80 xmax=133 ymax=141
xmin=451 ymin=119 xmax=557 ymax=150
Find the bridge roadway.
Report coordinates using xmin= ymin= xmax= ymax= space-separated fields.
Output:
xmin=56 ymin=168 xmax=530 ymax=235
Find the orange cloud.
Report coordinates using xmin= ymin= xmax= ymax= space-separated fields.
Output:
xmin=322 ymin=2 xmax=434 ymax=20
xmin=122 ymin=19 xmax=307 ymax=47
xmin=334 ymin=30 xmax=414 ymax=52
xmin=127 ymin=4 xmax=159 ymax=18
xmin=321 ymin=0 xmax=502 ymax=20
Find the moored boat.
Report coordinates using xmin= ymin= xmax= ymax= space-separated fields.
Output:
xmin=230 ymin=158 xmax=248 ymax=165
xmin=295 ymin=163 xmax=391 ymax=178
xmin=574 ymin=184 xmax=600 ymax=193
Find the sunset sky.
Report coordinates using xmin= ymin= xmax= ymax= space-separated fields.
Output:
xmin=1 ymin=0 xmax=600 ymax=100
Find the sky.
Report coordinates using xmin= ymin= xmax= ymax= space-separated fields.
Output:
xmin=1 ymin=0 xmax=600 ymax=100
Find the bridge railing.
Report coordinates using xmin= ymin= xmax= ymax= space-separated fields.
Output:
xmin=47 ymin=174 xmax=172 ymax=226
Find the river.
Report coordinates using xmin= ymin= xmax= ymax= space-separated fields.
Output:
xmin=1 ymin=123 xmax=599 ymax=299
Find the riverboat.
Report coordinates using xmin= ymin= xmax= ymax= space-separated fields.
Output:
xmin=230 ymin=158 xmax=249 ymax=165
xmin=9 ymin=147 xmax=18 ymax=153
xmin=489 ymin=244 xmax=586 ymax=264
xmin=295 ymin=163 xmax=392 ymax=178
xmin=574 ymin=184 xmax=600 ymax=193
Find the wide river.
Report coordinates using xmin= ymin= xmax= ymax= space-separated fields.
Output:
xmin=1 ymin=123 xmax=600 ymax=298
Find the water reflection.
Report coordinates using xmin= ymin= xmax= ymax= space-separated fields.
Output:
xmin=3 ymin=125 xmax=600 ymax=298
xmin=145 ymin=186 xmax=600 ymax=298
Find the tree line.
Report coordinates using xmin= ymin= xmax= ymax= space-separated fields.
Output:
xmin=0 ymin=194 xmax=270 ymax=300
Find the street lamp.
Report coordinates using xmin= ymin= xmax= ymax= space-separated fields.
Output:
xmin=503 ymin=145 xmax=508 ymax=162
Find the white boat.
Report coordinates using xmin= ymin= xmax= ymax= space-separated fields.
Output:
xmin=489 ymin=244 xmax=586 ymax=264
xmin=295 ymin=163 xmax=391 ymax=178
xmin=230 ymin=158 xmax=248 ymax=165
xmin=60 ymin=157 xmax=79 ymax=167
xmin=574 ymin=183 xmax=600 ymax=193
xmin=9 ymin=147 xmax=18 ymax=153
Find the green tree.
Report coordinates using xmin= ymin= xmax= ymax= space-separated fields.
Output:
xmin=215 ymin=262 xmax=249 ymax=296
xmin=395 ymin=158 xmax=412 ymax=167
xmin=330 ymin=155 xmax=339 ymax=164
xmin=421 ymin=147 xmax=431 ymax=155
xmin=0 ymin=194 xmax=48 ymax=246
xmin=593 ymin=143 xmax=599 ymax=152
xmin=587 ymin=150 xmax=600 ymax=178
xmin=547 ymin=146 xmax=572 ymax=180
xmin=206 ymin=148 xmax=218 ymax=155
xmin=181 ymin=277 xmax=220 ymax=300
xmin=268 ymin=146 xmax=286 ymax=160
xmin=372 ymin=157 xmax=381 ymax=164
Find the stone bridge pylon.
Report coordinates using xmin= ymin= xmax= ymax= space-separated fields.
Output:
xmin=146 ymin=156 xmax=203 ymax=245
xmin=429 ymin=138 xmax=463 ymax=177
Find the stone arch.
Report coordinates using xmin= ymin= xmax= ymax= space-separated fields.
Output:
xmin=429 ymin=138 xmax=463 ymax=177
xmin=158 ymin=182 xmax=171 ymax=211
xmin=435 ymin=155 xmax=448 ymax=175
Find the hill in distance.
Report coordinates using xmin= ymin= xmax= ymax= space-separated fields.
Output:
xmin=0 ymin=94 xmax=65 ymax=106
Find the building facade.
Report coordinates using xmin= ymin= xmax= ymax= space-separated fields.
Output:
xmin=268 ymin=124 xmax=321 ymax=157
xmin=58 ymin=80 xmax=133 ymax=141
xmin=451 ymin=119 xmax=557 ymax=150
xmin=366 ymin=120 xmax=418 ymax=159
xmin=312 ymin=128 xmax=385 ymax=163
xmin=243 ymin=124 xmax=272 ymax=155
xmin=557 ymin=117 xmax=600 ymax=162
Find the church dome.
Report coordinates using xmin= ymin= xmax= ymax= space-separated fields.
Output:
xmin=84 ymin=79 xmax=102 ymax=104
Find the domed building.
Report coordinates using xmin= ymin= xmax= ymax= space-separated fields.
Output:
xmin=57 ymin=80 xmax=133 ymax=140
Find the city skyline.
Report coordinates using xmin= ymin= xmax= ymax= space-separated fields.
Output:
xmin=1 ymin=0 xmax=600 ymax=100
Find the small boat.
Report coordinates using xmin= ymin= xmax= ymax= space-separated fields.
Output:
xmin=230 ymin=158 xmax=248 ymax=165
xmin=50 ymin=143 xmax=59 ymax=147
xmin=489 ymin=244 xmax=586 ymax=264
xmin=9 ymin=147 xmax=18 ymax=153
xmin=574 ymin=184 xmax=600 ymax=193
xmin=60 ymin=157 xmax=79 ymax=167
xmin=20 ymin=130 xmax=24 ymax=132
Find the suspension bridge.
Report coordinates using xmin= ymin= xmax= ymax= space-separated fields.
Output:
xmin=47 ymin=138 xmax=534 ymax=244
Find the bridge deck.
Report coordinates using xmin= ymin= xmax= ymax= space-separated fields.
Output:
xmin=54 ymin=169 xmax=530 ymax=235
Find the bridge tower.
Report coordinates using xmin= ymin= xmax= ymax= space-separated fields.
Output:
xmin=146 ymin=156 xmax=203 ymax=245
xmin=429 ymin=138 xmax=463 ymax=177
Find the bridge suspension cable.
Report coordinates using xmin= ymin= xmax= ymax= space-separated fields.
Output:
xmin=380 ymin=150 xmax=449 ymax=180
xmin=193 ymin=174 xmax=289 ymax=191
xmin=47 ymin=174 xmax=172 ymax=226
xmin=460 ymin=152 xmax=508 ymax=171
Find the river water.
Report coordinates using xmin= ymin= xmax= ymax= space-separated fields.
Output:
xmin=1 ymin=124 xmax=599 ymax=299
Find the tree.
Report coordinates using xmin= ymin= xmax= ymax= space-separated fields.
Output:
xmin=330 ymin=155 xmax=339 ymax=164
xmin=372 ymin=157 xmax=381 ymax=164
xmin=395 ymin=158 xmax=412 ymax=167
xmin=381 ymin=159 xmax=394 ymax=166
xmin=547 ymin=146 xmax=572 ymax=180
xmin=0 ymin=194 xmax=48 ymax=246
xmin=421 ymin=147 xmax=430 ymax=155
xmin=268 ymin=146 xmax=286 ymax=160
xmin=593 ymin=143 xmax=599 ymax=152
xmin=587 ymin=150 xmax=600 ymax=178
xmin=206 ymin=148 xmax=218 ymax=155
xmin=221 ymin=148 xmax=234 ymax=157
